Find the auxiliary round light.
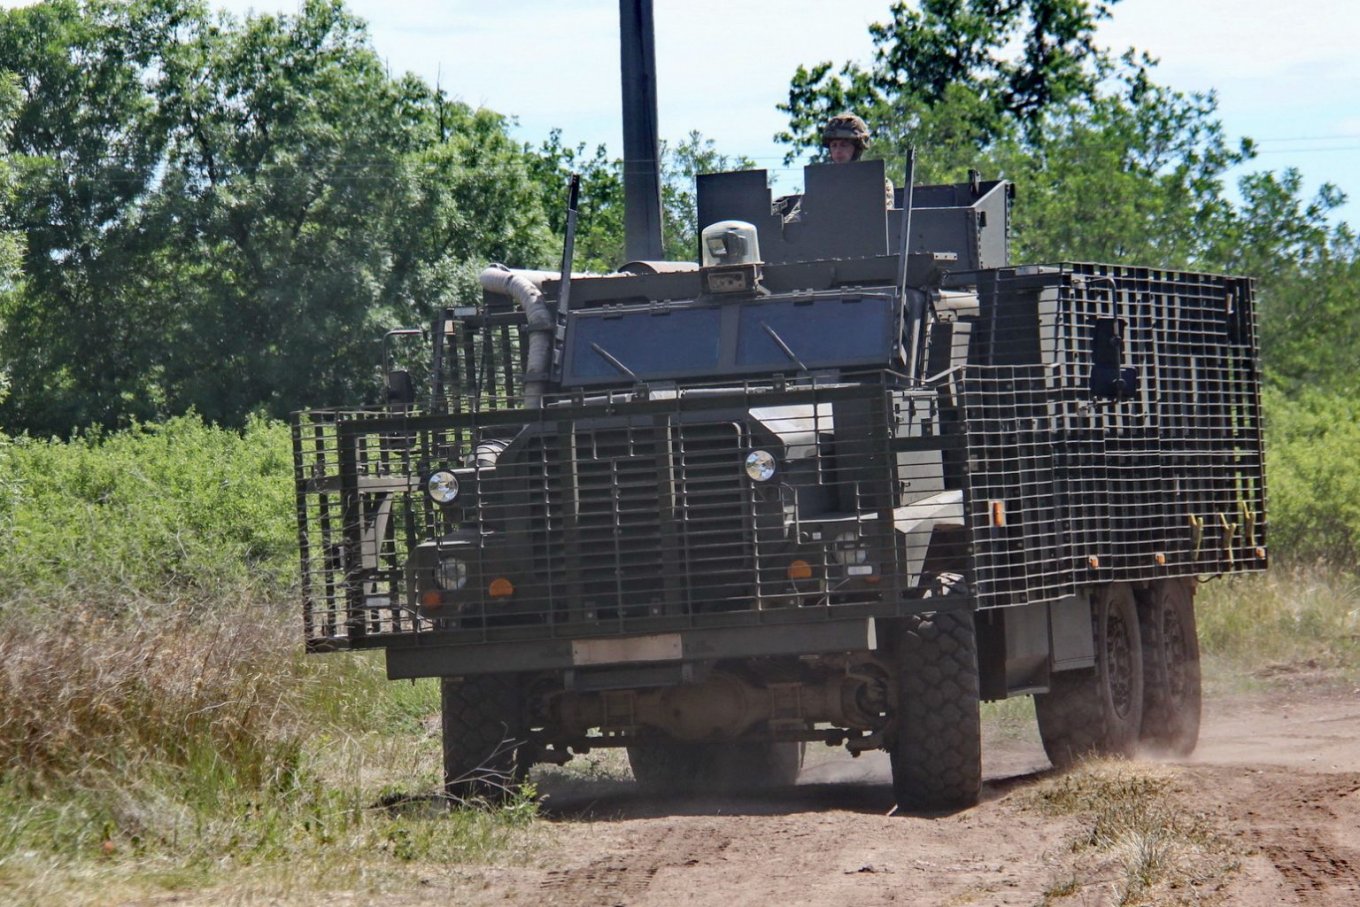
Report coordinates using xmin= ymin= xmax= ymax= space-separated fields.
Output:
xmin=426 ymin=470 xmax=460 ymax=505
xmin=744 ymin=449 xmax=778 ymax=482
xmin=434 ymin=557 xmax=468 ymax=591
xmin=787 ymin=559 xmax=813 ymax=581
xmin=488 ymin=577 xmax=515 ymax=599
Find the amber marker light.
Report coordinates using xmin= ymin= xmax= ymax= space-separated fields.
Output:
xmin=1087 ymin=555 xmax=1101 ymax=569
xmin=1154 ymin=552 xmax=1166 ymax=566
xmin=991 ymin=500 xmax=1006 ymax=527
xmin=787 ymin=559 xmax=813 ymax=581
xmin=420 ymin=589 xmax=443 ymax=609
xmin=488 ymin=577 xmax=515 ymax=598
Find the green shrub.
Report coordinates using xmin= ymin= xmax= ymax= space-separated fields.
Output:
xmin=1262 ymin=386 xmax=1360 ymax=567
xmin=0 ymin=414 xmax=296 ymax=610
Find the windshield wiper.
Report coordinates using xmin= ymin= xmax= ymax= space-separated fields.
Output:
xmin=590 ymin=342 xmax=640 ymax=381
xmin=760 ymin=322 xmax=810 ymax=372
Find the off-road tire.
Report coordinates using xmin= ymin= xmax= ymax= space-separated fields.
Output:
xmin=1035 ymin=584 xmax=1144 ymax=768
xmin=1138 ymin=578 xmax=1201 ymax=755
xmin=889 ymin=609 xmax=982 ymax=812
xmin=627 ymin=741 xmax=803 ymax=795
xmin=440 ymin=674 xmax=527 ymax=803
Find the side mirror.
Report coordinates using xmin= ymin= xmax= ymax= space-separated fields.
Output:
xmin=386 ymin=369 xmax=415 ymax=407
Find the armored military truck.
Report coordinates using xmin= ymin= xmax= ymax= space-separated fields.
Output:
xmin=293 ymin=156 xmax=1266 ymax=810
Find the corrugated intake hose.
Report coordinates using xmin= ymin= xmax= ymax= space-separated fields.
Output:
xmin=478 ymin=264 xmax=560 ymax=409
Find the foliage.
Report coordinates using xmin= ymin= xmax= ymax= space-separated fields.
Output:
xmin=0 ymin=0 xmax=553 ymax=435
xmin=0 ymin=412 xmax=529 ymax=893
xmin=0 ymin=413 xmax=296 ymax=608
xmin=1197 ymin=568 xmax=1360 ymax=673
xmin=525 ymin=131 xmax=624 ymax=273
xmin=1260 ymin=387 xmax=1360 ymax=566
xmin=1221 ymin=174 xmax=1360 ymax=398
xmin=0 ymin=71 xmax=21 ymax=407
xmin=0 ymin=601 xmax=303 ymax=793
xmin=777 ymin=0 xmax=1119 ymax=170
xmin=1028 ymin=760 xmax=1234 ymax=905
xmin=986 ymin=53 xmax=1249 ymax=267
xmin=0 ymin=598 xmax=537 ymax=901
xmin=776 ymin=1 xmax=1358 ymax=387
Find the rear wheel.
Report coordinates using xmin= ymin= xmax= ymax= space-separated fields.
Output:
xmin=1138 ymin=578 xmax=1201 ymax=755
xmin=1035 ymin=584 xmax=1144 ymax=768
xmin=440 ymin=674 xmax=528 ymax=803
xmin=627 ymin=740 xmax=804 ymax=795
xmin=889 ymin=609 xmax=982 ymax=811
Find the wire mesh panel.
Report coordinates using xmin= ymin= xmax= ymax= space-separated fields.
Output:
xmin=294 ymin=379 xmax=957 ymax=650
xmin=431 ymin=308 xmax=528 ymax=414
xmin=294 ymin=409 xmax=472 ymax=646
xmin=959 ymin=263 xmax=1266 ymax=609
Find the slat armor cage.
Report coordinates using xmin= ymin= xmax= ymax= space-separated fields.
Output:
xmin=293 ymin=261 xmax=1265 ymax=651
xmin=957 ymin=263 xmax=1266 ymax=607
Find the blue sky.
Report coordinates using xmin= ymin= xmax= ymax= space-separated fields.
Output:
xmin=7 ymin=0 xmax=1359 ymax=226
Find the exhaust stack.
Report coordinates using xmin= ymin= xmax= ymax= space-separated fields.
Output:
xmin=619 ymin=0 xmax=664 ymax=261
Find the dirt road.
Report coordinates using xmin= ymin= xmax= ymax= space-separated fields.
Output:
xmin=448 ymin=678 xmax=1360 ymax=906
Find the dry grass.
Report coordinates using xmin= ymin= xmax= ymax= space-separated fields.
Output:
xmin=1197 ymin=567 xmax=1360 ymax=689
xmin=0 ymin=602 xmax=538 ymax=905
xmin=0 ymin=601 xmax=303 ymax=794
xmin=1027 ymin=760 xmax=1238 ymax=906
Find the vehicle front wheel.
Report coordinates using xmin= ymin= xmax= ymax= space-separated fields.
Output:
xmin=889 ymin=609 xmax=982 ymax=812
xmin=1035 ymin=584 xmax=1144 ymax=768
xmin=440 ymin=674 xmax=528 ymax=803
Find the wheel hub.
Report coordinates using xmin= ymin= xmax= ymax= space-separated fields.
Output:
xmin=1106 ymin=610 xmax=1135 ymax=719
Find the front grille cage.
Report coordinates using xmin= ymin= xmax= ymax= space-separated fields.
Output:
xmin=295 ymin=379 xmax=953 ymax=650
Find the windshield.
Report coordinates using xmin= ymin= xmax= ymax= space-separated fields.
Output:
xmin=560 ymin=291 xmax=897 ymax=387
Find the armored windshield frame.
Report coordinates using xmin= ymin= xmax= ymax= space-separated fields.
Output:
xmin=558 ymin=290 xmax=899 ymax=388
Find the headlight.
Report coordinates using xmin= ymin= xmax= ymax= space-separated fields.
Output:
xmin=833 ymin=531 xmax=868 ymax=565
xmin=744 ymin=449 xmax=778 ymax=482
xmin=434 ymin=556 xmax=468 ymax=591
xmin=426 ymin=470 xmax=460 ymax=504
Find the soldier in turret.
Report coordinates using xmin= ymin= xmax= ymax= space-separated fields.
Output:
xmin=823 ymin=113 xmax=895 ymax=209
xmin=822 ymin=113 xmax=871 ymax=163
xmin=775 ymin=114 xmax=892 ymax=222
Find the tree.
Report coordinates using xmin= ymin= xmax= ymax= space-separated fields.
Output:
xmin=142 ymin=2 xmax=551 ymax=424
xmin=1219 ymin=171 xmax=1359 ymax=396
xmin=986 ymin=52 xmax=1251 ymax=267
xmin=0 ymin=0 xmax=553 ymax=433
xmin=778 ymin=1 xmax=1359 ymax=568
xmin=776 ymin=0 xmax=1119 ymax=177
xmin=0 ymin=72 xmax=23 ymax=407
xmin=0 ymin=0 xmax=192 ymax=431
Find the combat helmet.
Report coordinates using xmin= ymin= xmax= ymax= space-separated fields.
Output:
xmin=821 ymin=114 xmax=871 ymax=160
